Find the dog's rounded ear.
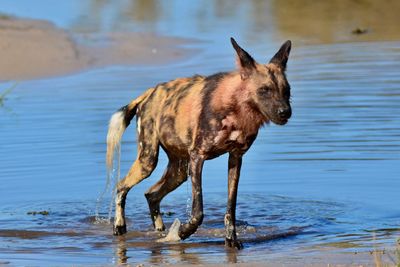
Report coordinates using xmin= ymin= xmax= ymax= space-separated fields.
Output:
xmin=269 ymin=40 xmax=292 ymax=70
xmin=231 ymin=37 xmax=256 ymax=80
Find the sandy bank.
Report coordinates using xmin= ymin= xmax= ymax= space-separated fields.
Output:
xmin=0 ymin=15 xmax=193 ymax=81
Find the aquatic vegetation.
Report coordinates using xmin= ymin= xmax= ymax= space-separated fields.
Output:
xmin=371 ymin=238 xmax=400 ymax=267
xmin=0 ymin=13 xmax=12 ymax=20
xmin=352 ymin=27 xmax=368 ymax=35
xmin=27 ymin=210 xmax=49 ymax=216
xmin=0 ymin=83 xmax=16 ymax=107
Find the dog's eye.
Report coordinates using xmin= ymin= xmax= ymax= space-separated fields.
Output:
xmin=257 ymin=86 xmax=272 ymax=97
xmin=260 ymin=86 xmax=270 ymax=92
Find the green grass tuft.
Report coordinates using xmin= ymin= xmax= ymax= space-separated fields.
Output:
xmin=0 ymin=83 xmax=17 ymax=107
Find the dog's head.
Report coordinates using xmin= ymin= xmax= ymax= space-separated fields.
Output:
xmin=231 ymin=38 xmax=292 ymax=125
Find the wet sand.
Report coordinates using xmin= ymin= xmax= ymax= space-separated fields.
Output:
xmin=0 ymin=15 xmax=193 ymax=81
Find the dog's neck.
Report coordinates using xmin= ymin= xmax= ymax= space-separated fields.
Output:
xmin=210 ymin=72 xmax=267 ymax=132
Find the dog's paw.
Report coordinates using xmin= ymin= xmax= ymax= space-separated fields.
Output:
xmin=155 ymin=225 xmax=166 ymax=232
xmin=225 ymin=238 xmax=243 ymax=250
xmin=113 ymin=225 xmax=127 ymax=236
xmin=157 ymin=218 xmax=181 ymax=242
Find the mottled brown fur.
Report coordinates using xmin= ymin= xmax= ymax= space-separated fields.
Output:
xmin=106 ymin=38 xmax=293 ymax=249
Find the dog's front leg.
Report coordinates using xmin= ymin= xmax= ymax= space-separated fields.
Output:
xmin=225 ymin=152 xmax=243 ymax=249
xmin=178 ymin=153 xmax=205 ymax=240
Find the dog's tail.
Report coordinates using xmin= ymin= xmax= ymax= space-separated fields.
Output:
xmin=106 ymin=88 xmax=155 ymax=169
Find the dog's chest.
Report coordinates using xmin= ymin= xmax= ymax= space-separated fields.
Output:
xmin=212 ymin=114 xmax=258 ymax=151
xmin=214 ymin=129 xmax=245 ymax=144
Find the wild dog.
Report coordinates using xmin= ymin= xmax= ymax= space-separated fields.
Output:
xmin=106 ymin=37 xmax=292 ymax=249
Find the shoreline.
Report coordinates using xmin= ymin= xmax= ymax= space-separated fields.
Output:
xmin=0 ymin=15 xmax=195 ymax=81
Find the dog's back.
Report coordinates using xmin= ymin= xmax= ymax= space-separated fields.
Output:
xmin=136 ymin=75 xmax=206 ymax=156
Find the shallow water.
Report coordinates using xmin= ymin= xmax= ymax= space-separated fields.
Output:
xmin=1 ymin=1 xmax=400 ymax=266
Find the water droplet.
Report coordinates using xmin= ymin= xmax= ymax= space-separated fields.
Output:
xmin=186 ymin=176 xmax=192 ymax=221
xmin=95 ymin=139 xmax=122 ymax=224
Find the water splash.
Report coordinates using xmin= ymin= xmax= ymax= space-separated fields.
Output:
xmin=186 ymin=163 xmax=192 ymax=221
xmin=95 ymin=141 xmax=122 ymax=224
xmin=108 ymin=141 xmax=122 ymax=222
xmin=157 ymin=218 xmax=182 ymax=242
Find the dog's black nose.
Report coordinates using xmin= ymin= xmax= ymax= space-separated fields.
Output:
xmin=278 ymin=107 xmax=291 ymax=119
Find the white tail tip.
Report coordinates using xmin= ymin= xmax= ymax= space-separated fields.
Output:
xmin=106 ymin=111 xmax=125 ymax=168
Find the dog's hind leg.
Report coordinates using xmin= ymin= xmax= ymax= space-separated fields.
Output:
xmin=113 ymin=137 xmax=159 ymax=236
xmin=145 ymin=157 xmax=188 ymax=231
